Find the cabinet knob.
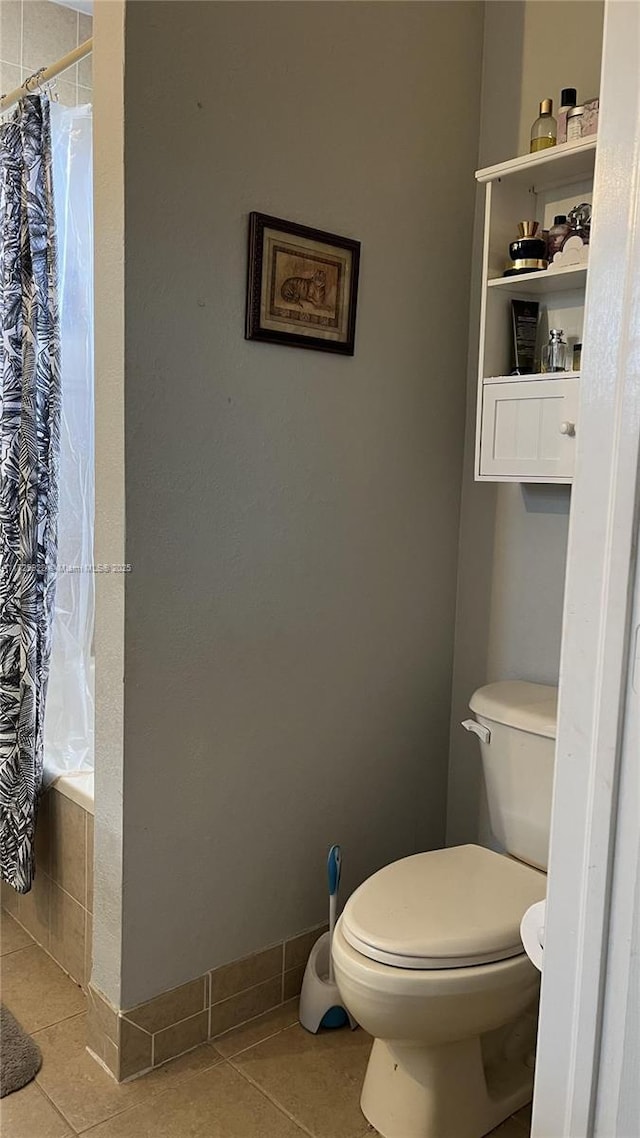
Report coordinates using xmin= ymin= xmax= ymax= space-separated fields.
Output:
xmin=560 ymin=420 xmax=576 ymax=437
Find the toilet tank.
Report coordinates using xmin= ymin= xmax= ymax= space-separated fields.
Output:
xmin=467 ymin=681 xmax=557 ymax=872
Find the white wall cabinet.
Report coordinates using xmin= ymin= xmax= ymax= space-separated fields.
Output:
xmin=474 ymin=138 xmax=596 ymax=483
xmin=480 ymin=375 xmax=578 ymax=482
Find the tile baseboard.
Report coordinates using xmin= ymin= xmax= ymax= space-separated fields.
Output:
xmin=87 ymin=921 xmax=327 ymax=1082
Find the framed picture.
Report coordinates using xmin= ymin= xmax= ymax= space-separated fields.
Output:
xmin=245 ymin=212 xmax=361 ymax=356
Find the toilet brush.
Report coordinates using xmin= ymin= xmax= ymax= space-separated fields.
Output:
xmin=327 ymin=844 xmax=341 ymax=984
xmin=298 ymin=844 xmax=357 ymax=1033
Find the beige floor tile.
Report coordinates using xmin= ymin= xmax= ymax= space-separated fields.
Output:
xmin=515 ymin=1103 xmax=532 ymax=1130
xmin=0 ymin=1082 xmax=73 ymax=1138
xmin=233 ymin=1022 xmax=373 ymax=1138
xmin=0 ymin=944 xmax=85 ymax=1033
xmin=1 ymin=882 xmax=21 ymax=917
xmin=213 ymin=999 xmax=299 ymax=1059
xmin=82 ymin=1062 xmax=304 ymax=1137
xmin=330 ymin=1111 xmax=528 ymax=1138
xmin=34 ymin=1012 xmax=222 ymax=1133
xmin=487 ymin=1115 xmax=531 ymax=1138
xmin=0 ymin=911 xmax=33 ymax=956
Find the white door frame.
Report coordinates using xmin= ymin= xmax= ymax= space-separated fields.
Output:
xmin=532 ymin=2 xmax=640 ymax=1135
xmin=593 ymin=540 xmax=640 ymax=1136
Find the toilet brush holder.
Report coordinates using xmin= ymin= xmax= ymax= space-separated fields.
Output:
xmin=299 ymin=932 xmax=357 ymax=1033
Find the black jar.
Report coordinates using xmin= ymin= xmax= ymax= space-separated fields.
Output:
xmin=504 ymin=221 xmax=548 ymax=276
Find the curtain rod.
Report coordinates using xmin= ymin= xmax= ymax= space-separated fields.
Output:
xmin=0 ymin=38 xmax=93 ymax=113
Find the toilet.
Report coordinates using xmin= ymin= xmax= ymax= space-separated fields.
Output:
xmin=332 ymin=680 xmax=557 ymax=1138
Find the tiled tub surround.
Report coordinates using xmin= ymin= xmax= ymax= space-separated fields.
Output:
xmin=88 ymin=925 xmax=327 ymax=1082
xmin=0 ymin=0 xmax=92 ymax=106
xmin=1 ymin=786 xmax=94 ymax=990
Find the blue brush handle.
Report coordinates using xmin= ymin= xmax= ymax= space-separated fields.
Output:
xmin=327 ymin=845 xmax=342 ymax=897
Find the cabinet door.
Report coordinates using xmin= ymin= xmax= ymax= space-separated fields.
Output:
xmin=480 ymin=377 xmax=578 ymax=481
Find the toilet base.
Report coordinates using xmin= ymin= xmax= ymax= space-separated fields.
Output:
xmin=361 ymin=1027 xmax=535 ymax=1138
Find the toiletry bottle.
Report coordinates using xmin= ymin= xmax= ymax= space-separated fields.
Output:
xmin=547 ymin=215 xmax=572 ymax=262
xmin=542 ymin=329 xmax=570 ymax=373
xmin=557 ymin=87 xmax=577 ymax=143
xmin=567 ymin=105 xmax=585 ymax=141
xmin=530 ymin=99 xmax=557 ymax=152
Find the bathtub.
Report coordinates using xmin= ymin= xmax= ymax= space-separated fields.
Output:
xmin=49 ymin=768 xmax=95 ymax=815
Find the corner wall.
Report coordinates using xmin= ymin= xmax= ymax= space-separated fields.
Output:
xmin=92 ymin=0 xmax=126 ymax=1007
xmin=446 ymin=0 xmax=604 ymax=848
xmin=118 ymin=0 xmax=484 ymax=1008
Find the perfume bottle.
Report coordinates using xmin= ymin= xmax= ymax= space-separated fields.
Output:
xmin=530 ymin=99 xmax=557 ymax=152
xmin=568 ymin=202 xmax=592 ymax=244
xmin=503 ymin=221 xmax=548 ymax=276
xmin=547 ymin=215 xmax=572 ymax=261
xmin=541 ymin=329 xmax=570 ymax=373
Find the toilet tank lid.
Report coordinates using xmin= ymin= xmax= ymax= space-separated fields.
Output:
xmin=469 ymin=681 xmax=558 ymax=739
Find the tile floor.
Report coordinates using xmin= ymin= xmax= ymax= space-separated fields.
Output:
xmin=0 ymin=911 xmax=531 ymax=1138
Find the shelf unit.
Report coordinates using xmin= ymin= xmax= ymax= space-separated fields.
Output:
xmin=474 ymin=138 xmax=596 ymax=484
xmin=487 ymin=264 xmax=587 ymax=295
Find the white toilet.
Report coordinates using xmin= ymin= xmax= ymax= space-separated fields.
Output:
xmin=332 ymin=680 xmax=557 ymax=1138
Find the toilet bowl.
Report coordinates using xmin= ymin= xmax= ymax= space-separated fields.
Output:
xmin=332 ymin=681 xmax=557 ymax=1138
xmin=333 ymin=844 xmax=545 ymax=1138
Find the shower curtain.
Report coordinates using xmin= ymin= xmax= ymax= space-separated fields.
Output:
xmin=0 ymin=95 xmax=61 ymax=893
xmin=44 ymin=99 xmax=94 ymax=780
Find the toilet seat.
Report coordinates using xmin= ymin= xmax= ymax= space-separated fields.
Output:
xmin=341 ymin=844 xmax=546 ymax=969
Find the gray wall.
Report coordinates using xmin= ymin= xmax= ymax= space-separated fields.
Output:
xmin=446 ymin=0 xmax=604 ymax=848
xmin=120 ymin=0 xmax=484 ymax=1006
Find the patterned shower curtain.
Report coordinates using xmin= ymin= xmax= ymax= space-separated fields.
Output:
xmin=0 ymin=96 xmax=61 ymax=893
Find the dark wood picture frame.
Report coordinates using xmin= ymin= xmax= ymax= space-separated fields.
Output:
xmin=245 ymin=212 xmax=361 ymax=356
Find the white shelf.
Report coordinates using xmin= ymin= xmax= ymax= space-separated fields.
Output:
xmin=475 ymin=137 xmax=595 ymax=483
xmin=487 ymin=264 xmax=588 ymax=295
xmin=483 ymin=371 xmax=580 ymax=386
xmin=476 ymin=137 xmax=597 ymax=191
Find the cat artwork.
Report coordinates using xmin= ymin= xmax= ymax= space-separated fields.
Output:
xmin=246 ymin=212 xmax=360 ymax=354
xmin=280 ymin=269 xmax=327 ymax=309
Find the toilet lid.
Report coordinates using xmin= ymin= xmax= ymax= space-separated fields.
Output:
xmin=341 ymin=845 xmax=547 ymax=969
